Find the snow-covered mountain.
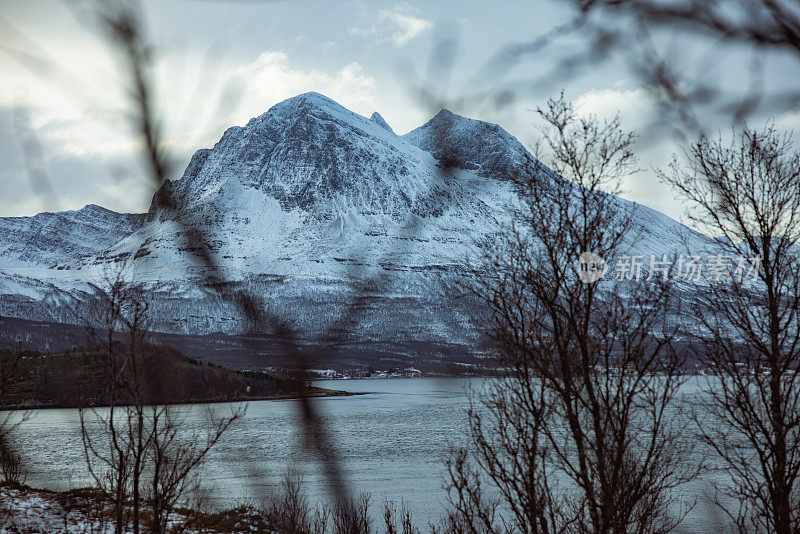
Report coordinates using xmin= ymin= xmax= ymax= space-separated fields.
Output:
xmin=0 ymin=205 xmax=144 ymax=269
xmin=0 ymin=92 xmax=715 ymax=360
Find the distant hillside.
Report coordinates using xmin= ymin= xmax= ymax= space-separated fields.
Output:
xmin=0 ymin=315 xmax=495 ymax=376
xmin=0 ymin=346 xmax=350 ymax=410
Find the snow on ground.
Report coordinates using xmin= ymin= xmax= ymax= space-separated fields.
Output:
xmin=1 ymin=485 xmax=115 ymax=533
xmin=0 ymin=484 xmax=267 ymax=533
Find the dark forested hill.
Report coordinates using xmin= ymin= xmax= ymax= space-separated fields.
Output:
xmin=0 ymin=346 xmax=349 ymax=410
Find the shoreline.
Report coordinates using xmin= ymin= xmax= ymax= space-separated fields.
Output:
xmin=0 ymin=387 xmax=366 ymax=412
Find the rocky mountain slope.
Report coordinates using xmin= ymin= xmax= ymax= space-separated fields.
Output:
xmin=0 ymin=92 xmax=716 ymax=365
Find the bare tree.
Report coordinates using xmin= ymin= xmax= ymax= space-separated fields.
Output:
xmin=264 ymin=471 xmax=316 ymax=534
xmin=448 ymin=94 xmax=696 ymax=534
xmin=79 ymin=268 xmax=243 ymax=534
xmin=661 ymin=125 xmax=800 ymax=534
xmin=147 ymin=404 xmax=241 ymax=534
xmin=0 ymin=351 xmax=26 ymax=485
xmin=332 ymin=492 xmax=372 ymax=534
xmin=263 ymin=470 xmax=332 ymax=534
xmin=384 ymin=500 xmax=418 ymax=534
xmin=0 ymin=434 xmax=23 ymax=485
xmin=79 ymin=269 xmax=153 ymax=534
xmin=444 ymin=374 xmax=562 ymax=534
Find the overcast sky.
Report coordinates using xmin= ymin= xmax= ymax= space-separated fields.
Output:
xmin=1 ymin=0 xmax=798 ymax=227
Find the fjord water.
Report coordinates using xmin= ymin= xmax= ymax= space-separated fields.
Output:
xmin=12 ymin=377 xmax=723 ymax=530
xmin=13 ymin=378 xmax=472 ymax=524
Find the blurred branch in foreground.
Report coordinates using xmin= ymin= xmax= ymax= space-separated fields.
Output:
xmin=559 ymin=0 xmax=800 ymax=138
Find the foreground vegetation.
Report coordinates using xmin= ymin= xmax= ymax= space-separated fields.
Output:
xmin=1 ymin=476 xmax=418 ymax=534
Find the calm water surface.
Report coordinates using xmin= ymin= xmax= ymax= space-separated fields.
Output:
xmin=13 ymin=378 xmax=472 ymax=525
xmin=11 ymin=377 xmax=726 ymax=530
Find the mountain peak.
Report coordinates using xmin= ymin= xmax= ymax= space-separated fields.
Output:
xmin=244 ymin=91 xmax=350 ymax=128
xmin=403 ymin=108 xmax=529 ymax=176
xmin=160 ymin=92 xmax=426 ymax=213
xmin=277 ymin=91 xmax=341 ymax=109
xmin=433 ymin=108 xmax=456 ymax=119
xmin=370 ymin=112 xmax=394 ymax=134
xmin=77 ymin=204 xmax=114 ymax=215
